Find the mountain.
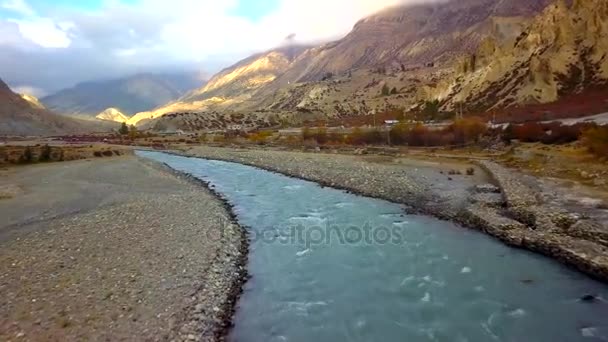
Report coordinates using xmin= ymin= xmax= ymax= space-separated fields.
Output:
xmin=137 ymin=0 xmax=608 ymax=130
xmin=20 ymin=94 xmax=46 ymax=109
xmin=96 ymin=108 xmax=129 ymax=123
xmin=433 ymin=0 xmax=608 ymax=113
xmin=42 ymin=72 xmax=206 ymax=118
xmin=0 ymin=78 xmax=108 ymax=136
xmin=127 ymin=46 xmax=310 ymax=126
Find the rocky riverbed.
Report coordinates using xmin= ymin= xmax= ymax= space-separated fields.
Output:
xmin=0 ymin=156 xmax=247 ymax=341
xmin=179 ymin=145 xmax=608 ymax=282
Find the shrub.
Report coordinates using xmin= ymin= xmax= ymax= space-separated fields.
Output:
xmin=102 ymin=150 xmax=114 ymax=156
xmin=582 ymin=126 xmax=608 ymax=158
xmin=540 ymin=123 xmax=582 ymax=144
xmin=346 ymin=127 xmax=365 ymax=145
xmin=314 ymin=128 xmax=328 ymax=145
xmin=302 ymin=127 xmax=313 ymax=141
xmin=21 ymin=147 xmax=33 ymax=163
xmin=39 ymin=144 xmax=52 ymax=162
xmin=389 ymin=122 xmax=412 ymax=145
xmin=363 ymin=129 xmax=384 ymax=145
xmin=381 ymin=84 xmax=390 ymax=96
xmin=119 ymin=122 xmax=129 ymax=135
xmin=93 ymin=151 xmax=103 ymax=157
xmin=449 ymin=118 xmax=487 ymax=144
xmin=422 ymin=100 xmax=440 ymax=120
xmin=248 ymin=130 xmax=273 ymax=145
xmin=513 ymin=122 xmax=545 ymax=142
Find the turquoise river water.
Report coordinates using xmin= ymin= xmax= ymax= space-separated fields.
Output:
xmin=138 ymin=151 xmax=608 ymax=342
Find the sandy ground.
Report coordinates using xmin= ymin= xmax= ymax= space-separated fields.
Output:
xmin=0 ymin=156 xmax=245 ymax=341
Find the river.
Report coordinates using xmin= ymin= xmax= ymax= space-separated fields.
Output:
xmin=138 ymin=151 xmax=608 ymax=342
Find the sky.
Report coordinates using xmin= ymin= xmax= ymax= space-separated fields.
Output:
xmin=0 ymin=0 xmax=413 ymax=96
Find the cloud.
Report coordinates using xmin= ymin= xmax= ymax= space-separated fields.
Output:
xmin=10 ymin=84 xmax=46 ymax=97
xmin=1 ymin=0 xmax=34 ymax=16
xmin=8 ymin=17 xmax=72 ymax=48
xmin=0 ymin=0 xmax=426 ymax=94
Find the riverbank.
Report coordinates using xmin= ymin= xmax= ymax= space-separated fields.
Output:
xmin=176 ymin=145 xmax=608 ymax=282
xmin=0 ymin=156 xmax=247 ymax=341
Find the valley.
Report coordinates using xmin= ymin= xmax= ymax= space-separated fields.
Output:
xmin=2 ymin=0 xmax=608 ymax=341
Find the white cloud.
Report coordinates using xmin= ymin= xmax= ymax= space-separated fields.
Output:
xmin=10 ymin=84 xmax=47 ymax=97
xmin=1 ymin=0 xmax=35 ymax=16
xmin=114 ymin=48 xmax=137 ymax=57
xmin=0 ymin=0 xmax=431 ymax=92
xmin=2 ymin=0 xmax=73 ymax=48
xmin=9 ymin=17 xmax=72 ymax=48
xmin=153 ymin=0 xmax=408 ymax=58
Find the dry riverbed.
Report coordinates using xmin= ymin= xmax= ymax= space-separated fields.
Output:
xmin=0 ymin=156 xmax=246 ymax=341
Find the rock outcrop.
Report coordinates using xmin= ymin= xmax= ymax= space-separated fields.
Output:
xmin=437 ymin=0 xmax=608 ymax=111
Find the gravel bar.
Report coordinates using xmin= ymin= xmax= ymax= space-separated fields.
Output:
xmin=0 ymin=156 xmax=247 ymax=341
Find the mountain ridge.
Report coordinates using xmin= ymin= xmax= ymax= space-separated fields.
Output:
xmin=0 ymin=78 xmax=111 ymax=136
xmin=131 ymin=0 xmax=608 ymax=131
xmin=42 ymin=72 xmax=206 ymax=118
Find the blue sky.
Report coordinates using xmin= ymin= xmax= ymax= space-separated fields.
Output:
xmin=0 ymin=0 xmax=407 ymax=95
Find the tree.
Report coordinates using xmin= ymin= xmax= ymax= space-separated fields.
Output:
xmin=39 ymin=144 xmax=51 ymax=162
xmin=119 ymin=122 xmax=129 ymax=135
xmin=21 ymin=147 xmax=33 ymax=163
xmin=381 ymin=84 xmax=390 ymax=96
xmin=422 ymin=100 xmax=440 ymax=120
xmin=128 ymin=125 xmax=139 ymax=140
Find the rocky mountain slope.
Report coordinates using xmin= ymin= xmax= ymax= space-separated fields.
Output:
xmin=42 ymin=72 xmax=205 ymax=118
xmin=433 ymin=0 xmax=608 ymax=112
xmin=136 ymin=0 xmax=608 ymax=131
xmin=127 ymin=46 xmax=310 ymax=126
xmin=0 ymin=78 xmax=106 ymax=136
xmin=95 ymin=108 xmax=129 ymax=123
xmin=133 ymin=0 xmax=555 ymax=127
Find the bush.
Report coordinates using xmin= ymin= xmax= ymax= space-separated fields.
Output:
xmin=381 ymin=84 xmax=390 ymax=96
xmin=346 ymin=127 xmax=365 ymax=145
xmin=248 ymin=130 xmax=273 ymax=145
xmin=39 ymin=144 xmax=51 ymax=162
xmin=119 ymin=122 xmax=129 ymax=135
xmin=582 ymin=126 xmax=608 ymax=158
xmin=21 ymin=147 xmax=33 ymax=163
xmin=347 ymin=128 xmax=384 ymax=145
xmin=389 ymin=122 xmax=412 ymax=145
xmin=540 ymin=123 xmax=582 ymax=144
xmin=422 ymin=100 xmax=440 ymax=120
xmin=449 ymin=118 xmax=487 ymax=144
xmin=513 ymin=122 xmax=545 ymax=142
